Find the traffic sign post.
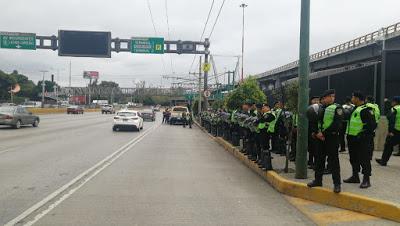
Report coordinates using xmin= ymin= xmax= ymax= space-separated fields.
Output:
xmin=203 ymin=90 xmax=211 ymax=98
xmin=0 ymin=32 xmax=36 ymax=50
xmin=131 ymin=37 xmax=164 ymax=54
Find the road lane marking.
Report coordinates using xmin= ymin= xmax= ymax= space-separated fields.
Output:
xmin=5 ymin=124 xmax=159 ymax=226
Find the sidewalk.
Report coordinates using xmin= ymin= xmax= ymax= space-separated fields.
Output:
xmin=273 ymin=149 xmax=400 ymax=206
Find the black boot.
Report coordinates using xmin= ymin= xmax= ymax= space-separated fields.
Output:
xmin=375 ymin=158 xmax=387 ymax=166
xmin=359 ymin=175 xmax=371 ymax=189
xmin=343 ymin=174 xmax=360 ymax=183
xmin=307 ymin=180 xmax=322 ymax=188
xmin=333 ymin=184 xmax=341 ymax=193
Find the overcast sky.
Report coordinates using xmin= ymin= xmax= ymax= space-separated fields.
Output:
xmin=1 ymin=0 xmax=399 ymax=88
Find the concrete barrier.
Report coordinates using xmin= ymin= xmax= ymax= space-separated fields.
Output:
xmin=28 ymin=108 xmax=100 ymax=115
xmin=194 ymin=121 xmax=400 ymax=223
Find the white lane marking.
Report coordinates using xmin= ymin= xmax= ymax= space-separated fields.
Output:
xmin=5 ymin=124 xmax=159 ymax=226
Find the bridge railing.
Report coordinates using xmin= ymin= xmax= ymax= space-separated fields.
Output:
xmin=261 ymin=22 xmax=400 ymax=77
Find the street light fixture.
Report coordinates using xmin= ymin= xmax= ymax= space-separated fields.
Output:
xmin=240 ymin=3 xmax=248 ymax=82
xmin=39 ymin=70 xmax=48 ymax=108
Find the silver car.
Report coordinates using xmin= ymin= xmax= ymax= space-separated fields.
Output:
xmin=0 ymin=106 xmax=40 ymax=129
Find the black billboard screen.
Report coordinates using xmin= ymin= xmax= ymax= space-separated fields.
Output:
xmin=58 ymin=30 xmax=111 ymax=58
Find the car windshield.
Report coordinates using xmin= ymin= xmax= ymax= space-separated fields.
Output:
xmin=173 ymin=107 xmax=187 ymax=112
xmin=117 ymin=112 xmax=136 ymax=117
xmin=0 ymin=106 xmax=16 ymax=113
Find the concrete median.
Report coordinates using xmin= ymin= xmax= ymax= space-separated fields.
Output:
xmin=28 ymin=108 xmax=100 ymax=115
xmin=194 ymin=120 xmax=400 ymax=223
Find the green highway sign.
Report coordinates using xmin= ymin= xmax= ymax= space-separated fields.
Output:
xmin=0 ymin=32 xmax=36 ymax=50
xmin=131 ymin=37 xmax=164 ymax=54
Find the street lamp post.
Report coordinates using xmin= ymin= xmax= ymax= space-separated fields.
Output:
xmin=295 ymin=0 xmax=311 ymax=179
xmin=40 ymin=70 xmax=48 ymax=108
xmin=240 ymin=3 xmax=248 ymax=82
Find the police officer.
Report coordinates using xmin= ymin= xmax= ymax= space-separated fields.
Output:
xmin=366 ymin=96 xmax=381 ymax=124
xmin=307 ymin=89 xmax=343 ymax=193
xmin=343 ymin=92 xmax=377 ymax=189
xmin=289 ymin=112 xmax=298 ymax=161
xmin=340 ymin=97 xmax=354 ymax=152
xmin=269 ymin=101 xmax=285 ymax=155
xmin=376 ymin=96 xmax=400 ymax=166
xmin=230 ymin=107 xmax=241 ymax=146
xmin=239 ymin=101 xmax=252 ymax=154
xmin=307 ymin=96 xmax=321 ymax=169
xmin=257 ymin=104 xmax=275 ymax=170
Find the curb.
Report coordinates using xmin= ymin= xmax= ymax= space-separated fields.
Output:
xmin=28 ymin=108 xmax=100 ymax=115
xmin=194 ymin=121 xmax=400 ymax=223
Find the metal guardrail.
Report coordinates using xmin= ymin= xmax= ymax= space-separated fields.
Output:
xmin=259 ymin=22 xmax=400 ymax=77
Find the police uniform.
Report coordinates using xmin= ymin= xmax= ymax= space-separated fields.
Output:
xmin=376 ymin=97 xmax=400 ymax=166
xmin=308 ymin=89 xmax=343 ymax=193
xmin=344 ymin=97 xmax=377 ymax=188
xmin=339 ymin=102 xmax=354 ymax=152
xmin=257 ymin=108 xmax=275 ymax=170
xmin=268 ymin=107 xmax=284 ymax=155
xmin=247 ymin=107 xmax=258 ymax=160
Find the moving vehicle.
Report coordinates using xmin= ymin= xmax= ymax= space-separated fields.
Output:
xmin=140 ymin=109 xmax=155 ymax=121
xmin=169 ymin=106 xmax=189 ymax=125
xmin=101 ymin=105 xmax=115 ymax=114
xmin=67 ymin=105 xmax=84 ymax=114
xmin=0 ymin=106 xmax=40 ymax=129
xmin=113 ymin=110 xmax=143 ymax=131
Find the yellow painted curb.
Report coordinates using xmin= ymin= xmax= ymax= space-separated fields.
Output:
xmin=28 ymin=108 xmax=100 ymax=115
xmin=194 ymin=121 xmax=400 ymax=223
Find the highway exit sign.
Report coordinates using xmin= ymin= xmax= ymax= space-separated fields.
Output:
xmin=131 ymin=37 xmax=164 ymax=54
xmin=0 ymin=32 xmax=36 ymax=50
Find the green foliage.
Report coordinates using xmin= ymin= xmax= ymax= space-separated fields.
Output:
xmin=0 ymin=70 xmax=39 ymax=102
xmin=37 ymin=80 xmax=59 ymax=92
xmin=271 ymin=81 xmax=299 ymax=112
xmin=211 ymin=99 xmax=224 ymax=110
xmin=224 ymin=77 xmax=266 ymax=110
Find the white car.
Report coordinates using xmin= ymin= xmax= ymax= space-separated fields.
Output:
xmin=112 ymin=110 xmax=143 ymax=132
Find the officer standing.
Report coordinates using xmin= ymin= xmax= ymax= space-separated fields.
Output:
xmin=257 ymin=104 xmax=275 ymax=170
xmin=307 ymin=96 xmax=320 ymax=169
xmin=366 ymin=96 xmax=381 ymax=125
xmin=340 ymin=97 xmax=354 ymax=152
xmin=239 ymin=101 xmax=252 ymax=155
xmin=307 ymin=89 xmax=343 ymax=193
xmin=376 ymin=96 xmax=400 ymax=166
xmin=343 ymin=92 xmax=377 ymax=188
xmin=269 ymin=101 xmax=284 ymax=155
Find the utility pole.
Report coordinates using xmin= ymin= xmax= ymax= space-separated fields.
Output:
xmin=40 ymin=70 xmax=48 ymax=108
xmin=240 ymin=3 xmax=248 ymax=82
xmin=69 ymin=60 xmax=72 ymax=87
xmin=203 ymin=38 xmax=210 ymax=110
xmin=295 ymin=0 xmax=310 ymax=179
xmin=198 ymin=56 xmax=202 ymax=115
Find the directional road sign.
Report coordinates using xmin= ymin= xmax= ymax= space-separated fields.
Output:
xmin=0 ymin=32 xmax=36 ymax=50
xmin=131 ymin=37 xmax=164 ymax=54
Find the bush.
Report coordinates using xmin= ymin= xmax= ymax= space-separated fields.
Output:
xmin=224 ymin=77 xmax=266 ymax=110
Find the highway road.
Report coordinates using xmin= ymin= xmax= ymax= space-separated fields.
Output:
xmin=0 ymin=112 xmax=313 ymax=225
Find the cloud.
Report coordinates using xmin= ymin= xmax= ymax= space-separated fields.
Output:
xmin=0 ymin=0 xmax=399 ymax=87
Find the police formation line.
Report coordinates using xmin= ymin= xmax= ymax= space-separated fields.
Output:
xmin=199 ymin=90 xmax=400 ymax=194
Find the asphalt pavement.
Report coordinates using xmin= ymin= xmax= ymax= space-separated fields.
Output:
xmin=1 ymin=113 xmax=313 ymax=226
xmin=0 ymin=112 xmax=156 ymax=225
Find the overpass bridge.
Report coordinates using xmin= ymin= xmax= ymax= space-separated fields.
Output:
xmin=256 ymin=22 xmax=400 ymax=109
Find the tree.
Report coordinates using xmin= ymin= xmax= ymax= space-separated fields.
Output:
xmin=224 ymin=77 xmax=266 ymax=110
xmin=271 ymin=81 xmax=299 ymax=112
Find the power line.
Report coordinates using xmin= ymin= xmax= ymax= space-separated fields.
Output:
xmin=188 ymin=0 xmax=215 ymax=73
xmin=208 ymin=0 xmax=226 ymax=39
xmin=165 ymin=0 xmax=175 ymax=74
xmin=146 ymin=0 xmax=168 ymax=76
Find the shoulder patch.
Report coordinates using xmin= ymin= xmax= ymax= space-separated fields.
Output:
xmin=336 ymin=108 xmax=343 ymax=116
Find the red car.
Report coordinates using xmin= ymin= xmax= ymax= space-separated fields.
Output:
xmin=67 ymin=105 xmax=84 ymax=114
